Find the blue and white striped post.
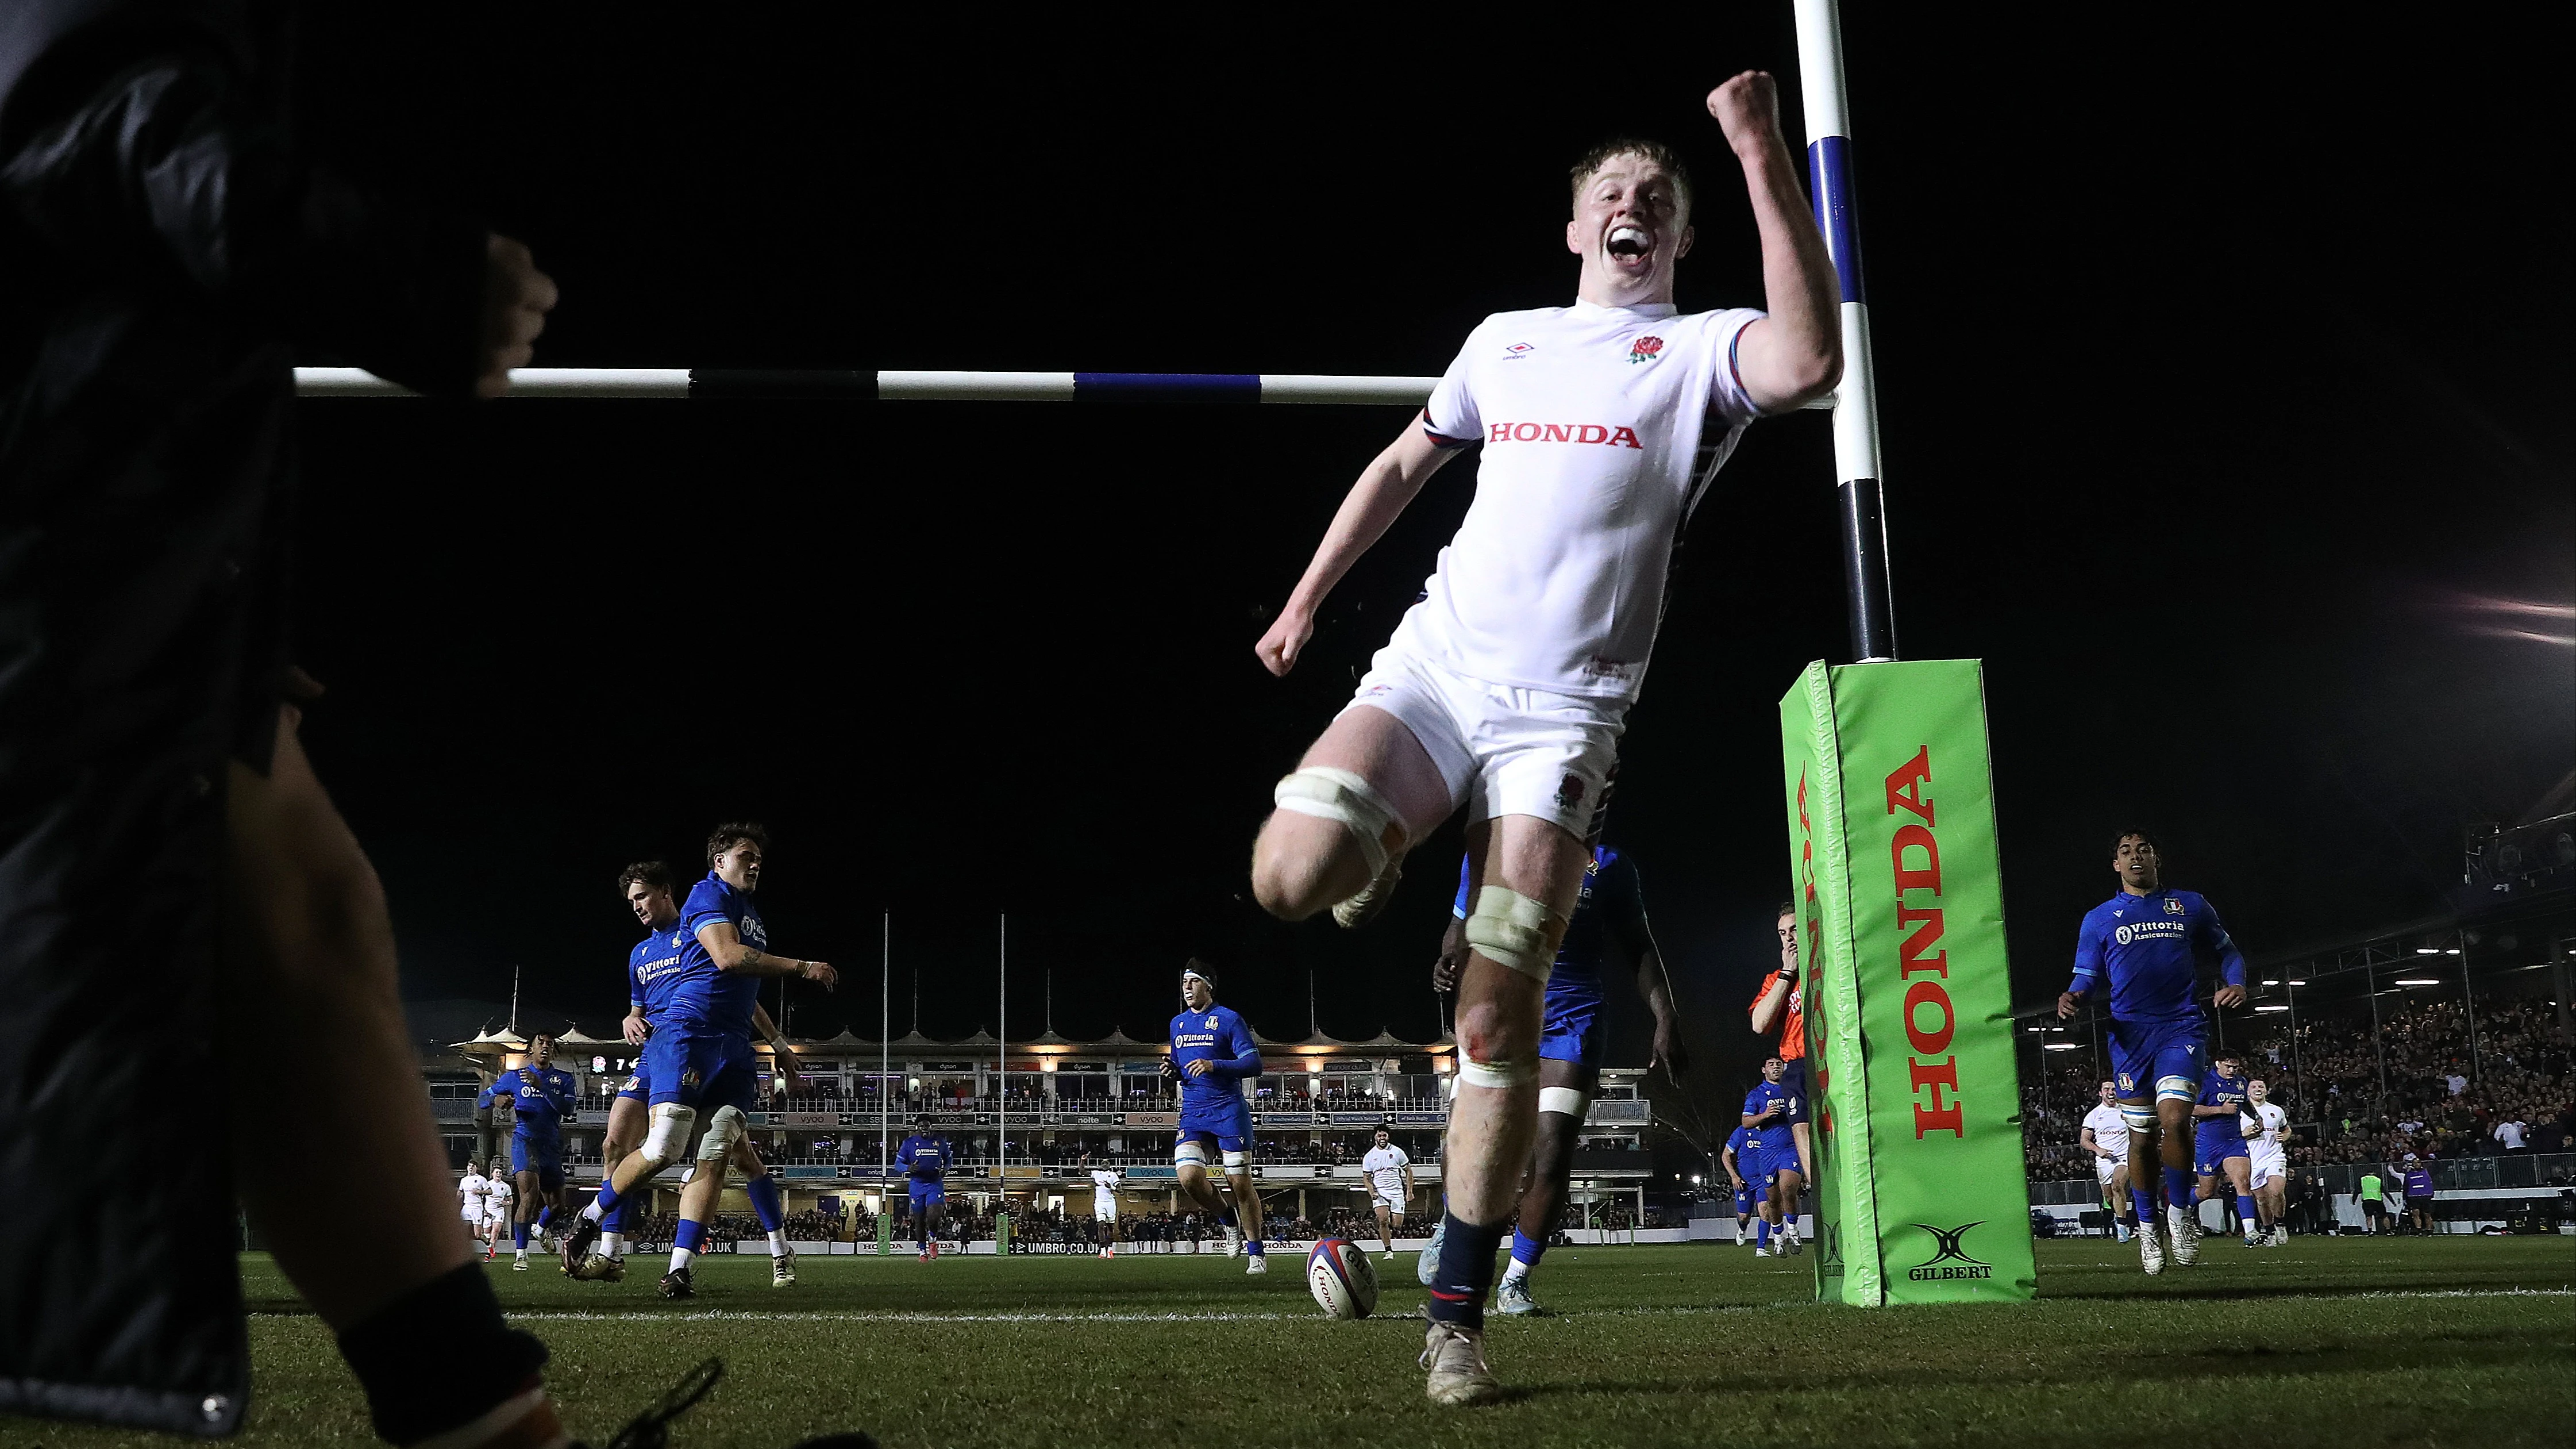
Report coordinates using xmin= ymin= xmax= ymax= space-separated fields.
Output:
xmin=1794 ymin=0 xmax=1897 ymax=663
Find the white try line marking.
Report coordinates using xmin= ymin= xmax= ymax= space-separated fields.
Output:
xmin=439 ymin=1286 xmax=2570 ymax=1327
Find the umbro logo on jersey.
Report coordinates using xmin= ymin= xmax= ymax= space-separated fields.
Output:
xmin=1628 ymin=335 xmax=1665 ymax=364
xmin=1487 ymin=421 xmax=1643 ymax=448
xmin=1503 ymin=342 xmax=1534 ymax=359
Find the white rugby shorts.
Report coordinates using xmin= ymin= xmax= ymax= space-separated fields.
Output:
xmin=1093 ymin=1200 xmax=1118 ymax=1222
xmin=1343 ymin=644 xmax=1625 ymax=839
xmin=2249 ymin=1151 xmax=2286 ymax=1190
xmin=1373 ymin=1185 xmax=1407 ymax=1213
xmin=2095 ymin=1155 xmax=2126 ymax=1187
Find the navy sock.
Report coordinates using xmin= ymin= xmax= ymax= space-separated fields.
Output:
xmin=1426 ymin=1212 xmax=1505 ymax=1331
xmin=336 ymin=1261 xmax=546 ymax=1445
xmin=1215 ymin=1205 xmax=1237 ymax=1229
xmin=747 ymin=1174 xmax=785 ymax=1233
xmin=1509 ymin=1227 xmax=1546 ymax=1271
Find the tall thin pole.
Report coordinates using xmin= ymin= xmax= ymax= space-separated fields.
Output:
xmin=2286 ymin=975 xmax=2302 ymax=1120
xmin=2459 ymin=928 xmax=2483 ymax=1082
xmin=509 ymin=964 xmax=520 ymax=1037
xmin=998 ymin=914 xmax=1007 ymax=1207
xmin=1793 ymin=0 xmax=1896 ymax=662
xmin=880 ymin=912 xmax=891 ymax=1184
xmin=2366 ymin=958 xmax=2388 ymax=1106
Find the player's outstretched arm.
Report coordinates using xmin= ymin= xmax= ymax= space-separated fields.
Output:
xmin=1253 ymin=421 xmax=1459 ymax=677
xmin=1706 ymin=71 xmax=1841 ymax=413
xmin=1611 ymin=877 xmax=1688 ymax=1077
xmin=695 ymin=920 xmax=835 ymax=988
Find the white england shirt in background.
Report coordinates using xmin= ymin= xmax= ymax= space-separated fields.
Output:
xmin=485 ymin=1179 xmax=512 ymax=1219
xmin=1361 ymin=1144 xmax=1410 ymax=1199
xmin=2080 ymin=1104 xmax=2130 ymax=1163
xmin=1091 ymin=1169 xmax=1119 ymax=1217
xmin=1408 ymin=300 xmax=1765 ymax=702
xmin=2250 ymin=1101 xmax=2289 ymax=1157
xmin=459 ymin=1171 xmax=490 ymax=1221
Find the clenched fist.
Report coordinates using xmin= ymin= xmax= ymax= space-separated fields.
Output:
xmin=1707 ymin=71 xmax=1787 ymax=156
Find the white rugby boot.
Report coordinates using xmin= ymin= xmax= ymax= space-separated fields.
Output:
xmin=1223 ymin=1224 xmax=1245 ymax=1258
xmin=1245 ymin=1252 xmax=1269 ymax=1275
xmin=2166 ymin=1204 xmax=2201 ymax=1266
xmin=1493 ymin=1275 xmax=1542 ymax=1316
xmin=2138 ymin=1223 xmax=2167 ymax=1275
xmin=1418 ymin=1217 xmax=1445 ymax=1286
xmin=771 ymin=1244 xmax=797 ymax=1288
xmin=1421 ymin=1321 xmax=1504 ymax=1406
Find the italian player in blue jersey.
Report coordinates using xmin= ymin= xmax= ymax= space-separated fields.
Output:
xmin=2057 ymin=831 xmax=2247 ymax=1275
xmin=1166 ymin=963 xmax=1269 ymax=1274
xmin=1741 ymin=1055 xmax=1805 ymax=1256
xmin=2193 ymin=1051 xmax=2261 ymax=1246
xmin=475 ymin=1032 xmax=576 ymax=1272
xmin=563 ymin=823 xmax=833 ymax=1297
xmin=572 ymin=858 xmax=805 ymax=1283
xmin=1722 ymin=1125 xmax=1758 ymax=1246
xmin=895 ymin=1119 xmax=953 ymax=1259
xmin=1428 ymin=840 xmax=1685 ymax=1313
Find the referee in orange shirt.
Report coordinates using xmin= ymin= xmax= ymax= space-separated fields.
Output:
xmin=1749 ymin=900 xmax=1813 ymax=1184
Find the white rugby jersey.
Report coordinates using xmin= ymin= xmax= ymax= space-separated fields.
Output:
xmin=484 ymin=1179 xmax=513 ymax=1213
xmin=2249 ymin=1101 xmax=2288 ymax=1155
xmin=1405 ymin=300 xmax=1766 ymax=702
xmin=2080 ymin=1104 xmax=2130 ymax=1162
xmin=1091 ymin=1169 xmax=1119 ymax=1210
xmin=1361 ymin=1145 xmax=1410 ymax=1194
xmin=459 ymin=1171 xmax=490 ymax=1217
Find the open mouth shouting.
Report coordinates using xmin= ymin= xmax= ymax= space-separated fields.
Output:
xmin=1605 ymin=223 xmax=1653 ymax=263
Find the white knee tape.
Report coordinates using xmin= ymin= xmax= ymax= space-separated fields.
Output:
xmin=1463 ymin=886 xmax=1564 ymax=982
xmin=1173 ymin=1140 xmax=1208 ymax=1169
xmin=640 ymin=1105 xmax=696 ymax=1168
xmin=1456 ymin=1055 xmax=1536 ymax=1090
xmin=2155 ymin=1075 xmax=2197 ymax=1103
xmin=1221 ymin=1148 xmax=1249 ymax=1171
xmin=1538 ymin=1086 xmax=1591 ymax=1120
xmin=2119 ymin=1103 xmax=2158 ymax=1132
xmin=1273 ymin=767 xmax=1403 ymax=875
xmin=696 ymin=1104 xmax=745 ymax=1163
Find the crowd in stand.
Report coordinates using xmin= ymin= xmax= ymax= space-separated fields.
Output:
xmin=2023 ymin=995 xmax=2574 ymax=1180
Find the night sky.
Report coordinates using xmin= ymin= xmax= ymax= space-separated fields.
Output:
xmin=286 ymin=10 xmax=2569 ymax=1131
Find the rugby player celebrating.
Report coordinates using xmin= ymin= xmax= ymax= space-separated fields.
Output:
xmin=1247 ymin=72 xmax=1840 ymax=1404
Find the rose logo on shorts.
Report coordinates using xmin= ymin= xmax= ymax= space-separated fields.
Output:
xmin=1555 ymin=774 xmax=1587 ymax=810
xmin=1628 ymin=335 xmax=1664 ymax=364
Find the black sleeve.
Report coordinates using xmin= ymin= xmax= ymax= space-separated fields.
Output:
xmin=0 ymin=25 xmax=487 ymax=394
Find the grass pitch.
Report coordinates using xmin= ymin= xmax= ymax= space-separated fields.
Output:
xmin=3 ymin=1237 xmax=2568 ymax=1448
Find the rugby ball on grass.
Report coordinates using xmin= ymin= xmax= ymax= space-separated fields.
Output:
xmin=1306 ymin=1236 xmax=1379 ymax=1319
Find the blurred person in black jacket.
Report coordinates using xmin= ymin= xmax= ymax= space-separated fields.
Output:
xmin=0 ymin=1 xmax=557 ymax=1440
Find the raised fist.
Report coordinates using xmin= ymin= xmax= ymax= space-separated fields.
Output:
xmin=1706 ymin=71 xmax=1785 ymax=155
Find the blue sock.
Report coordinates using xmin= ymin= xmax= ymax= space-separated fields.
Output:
xmin=1246 ymin=1235 xmax=1265 ymax=1257
xmin=592 ymin=1181 xmax=622 ymax=1217
xmin=1757 ymin=1219 xmax=1773 ymax=1246
xmin=746 ymin=1174 xmax=784 ymax=1233
xmin=1426 ymin=1211 xmax=1505 ymax=1331
xmin=511 ymin=1222 xmax=529 ymax=1250
xmin=2164 ymin=1166 xmax=2195 ymax=1214
xmin=673 ymin=1218 xmax=707 ymax=1255
xmin=1509 ymin=1227 xmax=1547 ymax=1271
xmin=604 ymin=1192 xmax=633 ymax=1235
xmin=2236 ymin=1195 xmax=2258 ymax=1233
xmin=2131 ymin=1187 xmax=2157 ymax=1225
xmin=537 ymin=1206 xmax=554 ymax=1232
xmin=1784 ymin=1213 xmax=1799 ymax=1237
xmin=1215 ymin=1205 xmax=1237 ymax=1229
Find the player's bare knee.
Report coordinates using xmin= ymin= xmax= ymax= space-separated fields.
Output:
xmin=1453 ymin=1003 xmax=1534 ymax=1068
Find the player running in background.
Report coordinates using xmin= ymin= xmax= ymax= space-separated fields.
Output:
xmin=1242 ymin=71 xmax=1840 ymax=1406
xmin=2081 ymin=1079 xmax=2136 ymax=1243
xmin=476 ymin=1032 xmax=576 ymax=1271
xmin=2246 ymin=1078 xmax=2292 ymax=1246
xmin=1748 ymin=900 xmax=1813 ymax=1185
xmin=2058 ymin=831 xmax=2248 ymax=1274
xmin=1431 ymin=836 xmax=1686 ymax=1314
xmin=561 ymin=824 xmax=831 ymax=1297
xmin=1742 ymin=1055 xmax=1804 ymax=1255
xmin=896 ymin=1119 xmax=952 ymax=1259
xmin=1090 ymin=1166 xmax=1123 ymax=1258
xmin=1361 ymin=1129 xmax=1415 ymax=1260
xmin=1722 ymin=1125 xmax=1758 ymax=1246
xmin=481 ymin=1163 xmax=513 ymax=1262
xmin=458 ymin=1162 xmax=492 ymax=1246
xmin=2194 ymin=1051 xmax=2258 ymax=1246
xmin=1167 ymin=964 xmax=1269 ymax=1275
